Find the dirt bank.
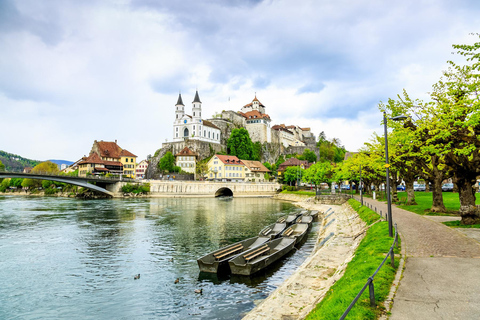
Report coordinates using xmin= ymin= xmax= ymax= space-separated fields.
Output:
xmin=243 ymin=195 xmax=366 ymax=320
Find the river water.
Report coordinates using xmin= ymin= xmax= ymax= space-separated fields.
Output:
xmin=0 ymin=195 xmax=319 ymax=320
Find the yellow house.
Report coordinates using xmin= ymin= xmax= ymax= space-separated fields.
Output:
xmin=206 ymin=154 xmax=246 ymax=182
xmin=241 ymin=160 xmax=271 ymax=182
xmin=120 ymin=149 xmax=137 ymax=178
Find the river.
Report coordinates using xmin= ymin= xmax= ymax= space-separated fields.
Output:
xmin=0 ymin=195 xmax=319 ymax=320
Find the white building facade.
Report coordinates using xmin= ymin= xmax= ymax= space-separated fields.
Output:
xmin=173 ymin=91 xmax=221 ymax=144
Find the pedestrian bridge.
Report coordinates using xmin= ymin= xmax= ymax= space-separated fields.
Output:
xmin=0 ymin=171 xmax=134 ymax=197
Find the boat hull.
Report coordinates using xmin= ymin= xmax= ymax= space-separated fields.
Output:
xmin=228 ymin=237 xmax=296 ymax=276
xmin=259 ymin=222 xmax=287 ymax=239
xmin=197 ymin=236 xmax=271 ymax=273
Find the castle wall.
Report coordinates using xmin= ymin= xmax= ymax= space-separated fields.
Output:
xmin=246 ymin=123 xmax=269 ymax=144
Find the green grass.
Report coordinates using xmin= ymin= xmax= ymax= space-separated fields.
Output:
xmin=395 ymin=191 xmax=480 ymax=216
xmin=306 ymin=199 xmax=400 ymax=320
xmin=280 ymin=190 xmax=316 ymax=196
xmin=443 ymin=220 xmax=480 ymax=228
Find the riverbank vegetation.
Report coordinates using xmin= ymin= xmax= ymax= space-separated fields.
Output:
xmin=306 ymin=199 xmax=400 ymax=319
xmin=121 ymin=183 xmax=150 ymax=194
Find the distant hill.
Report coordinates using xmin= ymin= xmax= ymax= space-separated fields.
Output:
xmin=47 ymin=159 xmax=74 ymax=167
xmin=0 ymin=150 xmax=41 ymax=172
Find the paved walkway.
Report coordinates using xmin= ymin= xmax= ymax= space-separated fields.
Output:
xmin=355 ymin=196 xmax=480 ymax=320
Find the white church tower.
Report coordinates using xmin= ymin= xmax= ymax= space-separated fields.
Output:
xmin=192 ymin=90 xmax=202 ymax=137
xmin=172 ymin=90 xmax=221 ymax=144
xmin=175 ymin=93 xmax=184 ymax=120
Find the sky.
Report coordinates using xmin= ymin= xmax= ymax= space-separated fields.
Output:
xmin=1 ymin=0 xmax=479 ymax=162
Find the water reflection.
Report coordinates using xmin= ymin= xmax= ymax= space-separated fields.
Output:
xmin=0 ymin=196 xmax=317 ymax=320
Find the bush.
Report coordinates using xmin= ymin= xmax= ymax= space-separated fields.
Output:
xmin=121 ymin=183 xmax=150 ymax=194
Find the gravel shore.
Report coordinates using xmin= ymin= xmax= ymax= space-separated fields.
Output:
xmin=243 ymin=195 xmax=366 ymax=320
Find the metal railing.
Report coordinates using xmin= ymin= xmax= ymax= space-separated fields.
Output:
xmin=339 ymin=222 xmax=398 ymax=320
xmin=0 ymin=171 xmax=135 ymax=182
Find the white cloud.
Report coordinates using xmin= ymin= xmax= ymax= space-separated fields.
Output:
xmin=1 ymin=0 xmax=479 ymax=161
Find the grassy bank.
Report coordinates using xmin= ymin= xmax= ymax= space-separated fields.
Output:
xmin=306 ymin=199 xmax=400 ymax=320
xmin=280 ymin=190 xmax=316 ymax=196
xmin=395 ymin=191 xmax=480 ymax=215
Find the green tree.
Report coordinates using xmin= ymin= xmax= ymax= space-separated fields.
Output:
xmin=158 ymin=152 xmax=176 ymax=173
xmin=227 ymin=128 xmax=255 ymax=160
xmin=283 ymin=166 xmax=303 ymax=186
xmin=302 ymin=149 xmax=317 ymax=163
xmin=0 ymin=159 xmax=5 ymax=172
xmin=303 ymin=162 xmax=334 ymax=188
xmin=22 ymin=161 xmax=59 ymax=189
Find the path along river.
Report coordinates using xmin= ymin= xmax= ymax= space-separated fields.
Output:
xmin=0 ymin=195 xmax=320 ymax=320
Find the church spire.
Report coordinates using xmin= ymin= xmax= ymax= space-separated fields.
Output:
xmin=176 ymin=93 xmax=184 ymax=106
xmin=193 ymin=90 xmax=201 ymax=103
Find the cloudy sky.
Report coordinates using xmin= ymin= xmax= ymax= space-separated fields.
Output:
xmin=1 ymin=0 xmax=479 ymax=162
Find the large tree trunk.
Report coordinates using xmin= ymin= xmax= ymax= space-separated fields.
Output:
xmin=456 ymin=176 xmax=480 ymax=225
xmin=405 ymin=178 xmax=417 ymax=205
xmin=431 ymin=175 xmax=446 ymax=213
xmin=391 ymin=174 xmax=398 ymax=203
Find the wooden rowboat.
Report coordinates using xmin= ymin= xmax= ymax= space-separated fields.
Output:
xmin=296 ymin=215 xmax=313 ymax=226
xmin=277 ymin=213 xmax=301 ymax=226
xmin=281 ymin=223 xmax=309 ymax=245
xmin=258 ymin=222 xmax=287 ymax=239
xmin=197 ymin=236 xmax=271 ymax=273
xmin=307 ymin=210 xmax=319 ymax=220
xmin=228 ymin=237 xmax=296 ymax=276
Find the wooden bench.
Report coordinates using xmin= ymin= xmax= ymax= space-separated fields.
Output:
xmin=283 ymin=227 xmax=293 ymax=237
xmin=277 ymin=217 xmax=286 ymax=223
xmin=262 ymin=227 xmax=272 ymax=236
xmin=214 ymin=243 xmax=243 ymax=260
xmin=297 ymin=217 xmax=303 ymax=223
xmin=244 ymin=244 xmax=269 ymax=261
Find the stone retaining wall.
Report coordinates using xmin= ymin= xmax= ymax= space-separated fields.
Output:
xmin=315 ymin=194 xmax=353 ymax=204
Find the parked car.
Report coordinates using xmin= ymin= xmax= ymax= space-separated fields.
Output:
xmin=442 ymin=183 xmax=454 ymax=192
xmin=340 ymin=184 xmax=350 ymax=190
xmin=397 ymin=185 xmax=405 ymax=191
xmin=413 ymin=183 xmax=426 ymax=191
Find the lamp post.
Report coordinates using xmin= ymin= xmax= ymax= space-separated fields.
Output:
xmin=360 ymin=165 xmax=363 ymax=206
xmin=384 ymin=112 xmax=408 ymax=237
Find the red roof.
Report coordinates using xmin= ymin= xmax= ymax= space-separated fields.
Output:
xmin=120 ymin=149 xmax=137 ymax=157
xmin=241 ymin=160 xmax=270 ymax=172
xmin=175 ymin=146 xmax=198 ymax=157
xmin=278 ymin=158 xmax=311 ymax=171
xmin=203 ymin=119 xmax=220 ymax=130
xmin=213 ymin=154 xmax=243 ymax=165
xmin=78 ymin=152 xmax=104 ymax=165
xmin=240 ymin=110 xmax=271 ymax=120
xmin=243 ymin=96 xmax=265 ymax=108
xmin=96 ymin=141 xmax=122 ymax=158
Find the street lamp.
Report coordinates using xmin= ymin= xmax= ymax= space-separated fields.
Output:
xmin=360 ymin=165 xmax=363 ymax=206
xmin=383 ymin=112 xmax=408 ymax=237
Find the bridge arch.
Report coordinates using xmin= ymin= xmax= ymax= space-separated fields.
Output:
xmin=0 ymin=172 xmax=114 ymax=196
xmin=215 ymin=187 xmax=233 ymax=197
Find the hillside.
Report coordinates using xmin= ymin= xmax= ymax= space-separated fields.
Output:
xmin=0 ymin=150 xmax=41 ymax=172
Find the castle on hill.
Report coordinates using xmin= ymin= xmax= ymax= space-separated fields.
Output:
xmin=161 ymin=91 xmax=317 ymax=161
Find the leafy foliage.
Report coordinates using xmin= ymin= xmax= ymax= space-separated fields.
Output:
xmin=316 ymin=131 xmax=346 ymax=163
xmin=121 ymin=183 xmax=150 ymax=194
xmin=227 ymin=128 xmax=256 ymax=160
xmin=158 ymin=152 xmax=176 ymax=173
xmin=302 ymin=162 xmax=334 ymax=187
xmin=283 ymin=166 xmax=303 ymax=185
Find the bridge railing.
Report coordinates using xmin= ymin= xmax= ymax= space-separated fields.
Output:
xmin=2 ymin=171 xmax=135 ymax=182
